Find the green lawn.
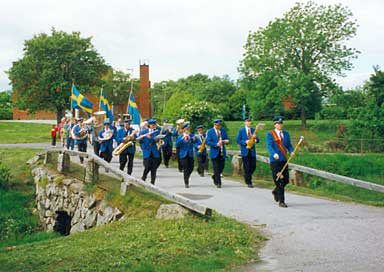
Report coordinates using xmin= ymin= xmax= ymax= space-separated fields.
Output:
xmin=225 ymin=119 xmax=351 ymax=154
xmin=0 ymin=122 xmax=52 ymax=143
xmin=0 ymin=148 xmax=266 ymax=271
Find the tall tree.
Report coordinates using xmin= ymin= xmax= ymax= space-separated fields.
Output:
xmin=8 ymin=28 xmax=109 ymax=123
xmin=102 ymin=69 xmax=140 ymax=106
xmin=239 ymin=1 xmax=359 ymax=127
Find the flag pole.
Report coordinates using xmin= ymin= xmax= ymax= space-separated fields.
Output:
xmin=127 ymin=68 xmax=134 ymax=113
xmin=99 ymin=87 xmax=102 ymax=112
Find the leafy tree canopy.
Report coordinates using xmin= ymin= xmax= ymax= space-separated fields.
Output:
xmin=8 ymin=28 xmax=109 ymax=122
xmin=239 ymin=1 xmax=359 ymax=127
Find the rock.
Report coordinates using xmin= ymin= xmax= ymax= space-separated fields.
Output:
xmin=72 ymin=209 xmax=81 ymax=225
xmin=46 ymin=223 xmax=54 ymax=232
xmin=84 ymin=195 xmax=96 ymax=209
xmin=155 ymin=204 xmax=189 ymax=220
xmin=44 ymin=198 xmax=51 ymax=209
xmin=45 ymin=210 xmax=53 ymax=217
xmin=69 ymin=181 xmax=84 ymax=193
xmin=63 ymin=179 xmax=74 ymax=186
xmin=113 ymin=208 xmax=124 ymax=220
xmin=104 ymin=207 xmax=114 ymax=223
xmin=71 ymin=222 xmax=85 ymax=234
xmin=96 ymin=212 xmax=106 ymax=226
xmin=84 ymin=211 xmax=97 ymax=229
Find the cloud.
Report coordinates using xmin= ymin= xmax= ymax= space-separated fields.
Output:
xmin=1 ymin=0 xmax=384 ymax=91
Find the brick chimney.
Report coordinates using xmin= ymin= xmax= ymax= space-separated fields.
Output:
xmin=137 ymin=63 xmax=151 ymax=118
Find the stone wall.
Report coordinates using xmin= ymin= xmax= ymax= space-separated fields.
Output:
xmin=32 ymin=167 xmax=123 ymax=235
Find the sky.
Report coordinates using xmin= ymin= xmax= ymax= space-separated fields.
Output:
xmin=1 ymin=0 xmax=383 ymax=91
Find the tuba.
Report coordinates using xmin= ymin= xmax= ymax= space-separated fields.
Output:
xmin=98 ymin=129 xmax=114 ymax=142
xmin=112 ymin=130 xmax=138 ymax=156
xmin=83 ymin=111 xmax=105 ymax=143
xmin=71 ymin=124 xmax=89 ymax=140
xmin=246 ymin=123 xmax=265 ymax=149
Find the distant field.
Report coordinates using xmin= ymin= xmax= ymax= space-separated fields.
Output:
xmin=225 ymin=119 xmax=351 ymax=154
xmin=0 ymin=122 xmax=52 ymax=143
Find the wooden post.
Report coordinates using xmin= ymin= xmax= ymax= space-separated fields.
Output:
xmin=231 ymin=155 xmax=243 ymax=176
xmin=44 ymin=151 xmax=52 ymax=165
xmin=85 ymin=158 xmax=99 ymax=183
xmin=57 ymin=153 xmax=70 ymax=174
xmin=289 ymin=169 xmax=304 ymax=186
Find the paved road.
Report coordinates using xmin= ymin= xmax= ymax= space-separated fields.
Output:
xmin=3 ymin=143 xmax=384 ymax=272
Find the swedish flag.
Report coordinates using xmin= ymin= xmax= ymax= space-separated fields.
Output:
xmin=127 ymin=93 xmax=142 ymax=125
xmin=99 ymin=88 xmax=114 ymax=124
xmin=71 ymin=85 xmax=93 ymax=114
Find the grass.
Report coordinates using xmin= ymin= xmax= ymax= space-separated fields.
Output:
xmin=0 ymin=148 xmax=46 ymax=245
xmin=0 ymin=214 xmax=265 ymax=272
xmin=0 ymin=148 xmax=266 ymax=271
xmin=225 ymin=119 xmax=351 ymax=154
xmin=0 ymin=122 xmax=52 ymax=143
xmin=222 ymin=154 xmax=384 ymax=207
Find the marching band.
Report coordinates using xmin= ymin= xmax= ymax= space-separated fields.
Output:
xmin=60 ymin=112 xmax=296 ymax=207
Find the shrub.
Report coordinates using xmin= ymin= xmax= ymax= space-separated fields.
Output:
xmin=0 ymin=160 xmax=11 ymax=190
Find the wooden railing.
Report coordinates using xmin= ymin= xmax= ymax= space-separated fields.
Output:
xmin=41 ymin=149 xmax=212 ymax=216
xmin=227 ymin=151 xmax=384 ymax=193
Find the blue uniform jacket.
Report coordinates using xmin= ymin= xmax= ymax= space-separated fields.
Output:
xmin=236 ymin=127 xmax=259 ymax=157
xmin=73 ymin=124 xmax=88 ymax=145
xmin=116 ymin=127 xmax=136 ymax=155
xmin=194 ymin=133 xmax=207 ymax=156
xmin=206 ymin=127 xmax=229 ymax=159
xmin=139 ymin=128 xmax=161 ymax=159
xmin=98 ymin=129 xmax=115 ymax=153
xmin=176 ymin=133 xmax=201 ymax=159
xmin=161 ymin=128 xmax=173 ymax=148
xmin=266 ymin=130 xmax=293 ymax=162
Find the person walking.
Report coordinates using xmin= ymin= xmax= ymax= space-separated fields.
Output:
xmin=206 ymin=119 xmax=230 ymax=188
xmin=236 ymin=117 xmax=259 ymax=188
xmin=266 ymin=116 xmax=294 ymax=208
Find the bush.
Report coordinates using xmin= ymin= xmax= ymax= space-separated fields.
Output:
xmin=180 ymin=101 xmax=220 ymax=130
xmin=0 ymin=91 xmax=13 ymax=120
xmin=0 ymin=160 xmax=11 ymax=190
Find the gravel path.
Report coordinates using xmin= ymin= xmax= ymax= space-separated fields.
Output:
xmin=4 ymin=143 xmax=384 ymax=272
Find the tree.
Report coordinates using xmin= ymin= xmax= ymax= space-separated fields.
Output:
xmin=347 ymin=67 xmax=384 ymax=152
xmin=102 ymin=69 xmax=140 ymax=106
xmin=0 ymin=91 xmax=13 ymax=120
xmin=150 ymin=74 xmax=237 ymax=119
xmin=239 ymin=1 xmax=359 ymax=127
xmin=8 ymin=28 xmax=109 ymax=123
xmin=162 ymin=92 xmax=197 ymax=121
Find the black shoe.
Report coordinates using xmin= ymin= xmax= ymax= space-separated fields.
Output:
xmin=185 ymin=184 xmax=189 ymax=188
xmin=247 ymin=184 xmax=254 ymax=188
xmin=179 ymin=170 xmax=183 ymax=173
xmin=141 ymin=177 xmax=146 ymax=182
xmin=165 ymin=165 xmax=169 ymax=168
xmin=279 ymin=202 xmax=288 ymax=208
xmin=216 ymin=184 xmax=221 ymax=188
xmin=150 ymin=180 xmax=155 ymax=185
xmin=272 ymin=191 xmax=278 ymax=202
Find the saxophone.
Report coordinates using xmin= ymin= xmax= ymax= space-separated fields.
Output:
xmin=246 ymin=123 xmax=265 ymax=149
xmin=112 ymin=130 xmax=138 ymax=156
xmin=198 ymin=134 xmax=206 ymax=153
